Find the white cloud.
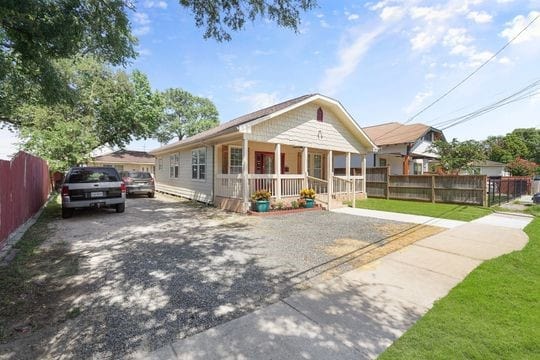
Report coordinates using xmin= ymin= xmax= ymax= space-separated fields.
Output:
xmin=425 ymin=73 xmax=436 ymax=80
xmin=240 ymin=92 xmax=279 ymax=110
xmin=443 ymin=28 xmax=473 ymax=47
xmin=143 ymin=1 xmax=167 ymax=9
xmin=133 ymin=12 xmax=151 ymax=36
xmin=133 ymin=26 xmax=151 ymax=36
xmin=498 ymin=56 xmax=512 ymax=65
xmin=410 ymin=6 xmax=452 ymax=22
xmin=253 ymin=49 xmax=275 ymax=56
xmin=410 ymin=32 xmax=437 ymax=51
xmin=380 ymin=6 xmax=405 ymax=22
xmin=230 ymin=78 xmax=257 ymax=92
xmin=404 ymin=90 xmax=433 ymax=114
xmin=468 ymin=50 xmax=494 ymax=66
xmin=133 ymin=13 xmax=151 ymax=25
xmin=137 ymin=48 xmax=152 ymax=56
xmin=320 ymin=19 xmax=331 ymax=28
xmin=319 ymin=27 xmax=385 ymax=95
xmin=467 ymin=11 xmax=493 ymax=24
xmin=348 ymin=14 xmax=360 ymax=21
xmin=500 ymin=11 xmax=540 ymax=44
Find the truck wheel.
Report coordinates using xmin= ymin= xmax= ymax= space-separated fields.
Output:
xmin=116 ymin=203 xmax=125 ymax=213
xmin=62 ymin=208 xmax=74 ymax=219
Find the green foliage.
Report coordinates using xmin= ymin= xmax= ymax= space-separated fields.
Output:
xmin=154 ymin=88 xmax=219 ymax=143
xmin=0 ymin=0 xmax=136 ymax=118
xmin=506 ymin=158 xmax=539 ymax=176
xmin=430 ymin=139 xmax=486 ymax=174
xmin=179 ymin=0 xmax=317 ymax=41
xmin=251 ymin=189 xmax=271 ymax=201
xmin=15 ymin=58 xmax=162 ymax=171
xmin=485 ymin=128 xmax=540 ymax=164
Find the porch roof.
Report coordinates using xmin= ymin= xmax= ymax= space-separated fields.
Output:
xmin=150 ymin=94 xmax=377 ymax=155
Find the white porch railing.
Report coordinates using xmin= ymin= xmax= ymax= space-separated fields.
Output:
xmin=334 ymin=175 xmax=365 ymax=194
xmin=215 ymin=174 xmax=243 ymax=199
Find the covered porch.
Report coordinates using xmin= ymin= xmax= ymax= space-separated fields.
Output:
xmin=213 ymin=138 xmax=367 ymax=212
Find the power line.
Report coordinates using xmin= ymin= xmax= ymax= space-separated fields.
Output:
xmin=372 ymin=12 xmax=540 ymax=141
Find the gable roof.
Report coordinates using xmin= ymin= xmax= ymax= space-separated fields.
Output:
xmin=363 ymin=122 xmax=440 ymax=146
xmin=151 ymin=94 xmax=377 ymax=154
xmin=92 ymin=150 xmax=155 ymax=164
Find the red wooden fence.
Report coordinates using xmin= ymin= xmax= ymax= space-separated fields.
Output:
xmin=0 ymin=152 xmax=50 ymax=249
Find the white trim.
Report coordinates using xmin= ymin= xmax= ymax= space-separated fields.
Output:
xmin=191 ymin=147 xmax=207 ymax=182
xmin=228 ymin=145 xmax=243 ymax=175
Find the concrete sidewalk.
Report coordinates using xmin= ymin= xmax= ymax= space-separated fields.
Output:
xmin=332 ymin=207 xmax=466 ymax=229
xmin=136 ymin=213 xmax=532 ymax=360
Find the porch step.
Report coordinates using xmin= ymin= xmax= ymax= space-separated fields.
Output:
xmin=317 ymin=197 xmax=348 ymax=210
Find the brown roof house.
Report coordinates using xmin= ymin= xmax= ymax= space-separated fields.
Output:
xmin=362 ymin=122 xmax=446 ymax=175
xmin=150 ymin=94 xmax=377 ymax=212
xmin=90 ymin=150 xmax=155 ymax=173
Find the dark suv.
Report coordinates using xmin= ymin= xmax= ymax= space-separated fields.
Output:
xmin=119 ymin=171 xmax=155 ymax=198
xmin=61 ymin=167 xmax=126 ymax=218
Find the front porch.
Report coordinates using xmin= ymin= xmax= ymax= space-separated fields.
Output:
xmin=213 ymin=139 xmax=367 ymax=212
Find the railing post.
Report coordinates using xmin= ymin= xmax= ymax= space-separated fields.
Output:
xmin=346 ymin=152 xmax=351 ymax=204
xmin=362 ymin=154 xmax=367 ymax=195
xmin=327 ymin=150 xmax=333 ymax=210
xmin=275 ymin=143 xmax=281 ymax=200
xmin=242 ymin=137 xmax=249 ymax=212
xmin=302 ymin=147 xmax=308 ymax=189
xmin=213 ymin=145 xmax=219 ymax=202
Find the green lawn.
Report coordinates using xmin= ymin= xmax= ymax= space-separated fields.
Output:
xmin=379 ymin=218 xmax=540 ymax=360
xmin=353 ymin=198 xmax=492 ymax=221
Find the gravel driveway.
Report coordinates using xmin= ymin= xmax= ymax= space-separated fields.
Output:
xmin=2 ymin=194 xmax=421 ymax=359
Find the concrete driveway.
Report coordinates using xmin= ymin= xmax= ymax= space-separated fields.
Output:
xmin=0 ymin=194 xmax=437 ymax=359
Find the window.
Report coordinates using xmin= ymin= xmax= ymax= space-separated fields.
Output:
xmin=169 ymin=154 xmax=179 ymax=178
xmin=192 ymin=148 xmax=206 ymax=180
xmin=158 ymin=158 xmax=163 ymax=170
xmin=229 ymin=146 xmax=242 ymax=174
xmin=317 ymin=107 xmax=324 ymax=122
xmin=379 ymin=158 xmax=387 ymax=167
xmin=413 ymin=162 xmax=423 ymax=175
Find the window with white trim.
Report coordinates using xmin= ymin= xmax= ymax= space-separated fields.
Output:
xmin=158 ymin=158 xmax=163 ymax=170
xmin=169 ymin=154 xmax=179 ymax=178
xmin=229 ymin=146 xmax=242 ymax=174
xmin=192 ymin=148 xmax=206 ymax=180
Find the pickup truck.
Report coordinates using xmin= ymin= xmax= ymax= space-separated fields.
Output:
xmin=61 ymin=167 xmax=126 ymax=218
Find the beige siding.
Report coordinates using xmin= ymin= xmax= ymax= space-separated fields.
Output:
xmin=247 ymin=103 xmax=366 ymax=153
xmin=154 ymin=145 xmax=214 ymax=203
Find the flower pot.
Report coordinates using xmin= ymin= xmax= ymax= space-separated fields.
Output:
xmin=305 ymin=198 xmax=315 ymax=208
xmin=252 ymin=200 xmax=270 ymax=212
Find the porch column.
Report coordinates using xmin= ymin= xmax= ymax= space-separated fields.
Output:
xmin=213 ymin=145 xmax=219 ymax=202
xmin=302 ymin=147 xmax=308 ymax=189
xmin=327 ymin=150 xmax=333 ymax=210
xmin=242 ymin=137 xmax=249 ymax=211
xmin=362 ymin=154 xmax=367 ymax=194
xmin=346 ymin=152 xmax=351 ymax=205
xmin=275 ymin=143 xmax=281 ymax=199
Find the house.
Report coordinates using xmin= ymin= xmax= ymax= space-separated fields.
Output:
xmin=362 ymin=122 xmax=445 ymax=175
xmin=462 ymin=160 xmax=509 ymax=177
xmin=90 ymin=149 xmax=155 ymax=173
xmin=150 ymin=94 xmax=377 ymax=212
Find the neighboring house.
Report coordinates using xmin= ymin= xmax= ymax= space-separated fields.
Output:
xmin=462 ymin=160 xmax=509 ymax=177
xmin=361 ymin=122 xmax=445 ymax=175
xmin=150 ymin=94 xmax=377 ymax=212
xmin=90 ymin=150 xmax=155 ymax=173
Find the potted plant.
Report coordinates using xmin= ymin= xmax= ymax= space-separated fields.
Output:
xmin=251 ymin=189 xmax=271 ymax=212
xmin=299 ymin=188 xmax=316 ymax=208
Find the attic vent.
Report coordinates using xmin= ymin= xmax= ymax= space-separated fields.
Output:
xmin=317 ymin=107 xmax=323 ymax=122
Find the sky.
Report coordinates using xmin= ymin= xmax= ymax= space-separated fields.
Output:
xmin=1 ymin=0 xmax=540 ymax=159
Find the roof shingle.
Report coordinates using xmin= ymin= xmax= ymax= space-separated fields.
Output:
xmin=363 ymin=122 xmax=433 ymax=146
xmin=93 ymin=150 xmax=155 ymax=164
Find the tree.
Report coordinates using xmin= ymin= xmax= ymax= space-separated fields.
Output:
xmin=154 ymin=88 xmax=219 ymax=143
xmin=431 ymin=139 xmax=486 ymax=174
xmin=0 ymin=0 xmax=315 ymax=121
xmin=15 ymin=58 xmax=162 ymax=171
xmin=179 ymin=0 xmax=317 ymax=41
xmin=506 ymin=158 xmax=538 ymax=176
xmin=484 ymin=128 xmax=540 ymax=164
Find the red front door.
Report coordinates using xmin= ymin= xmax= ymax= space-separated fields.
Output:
xmin=255 ymin=152 xmax=285 ymax=174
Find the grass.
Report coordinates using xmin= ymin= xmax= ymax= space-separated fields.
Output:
xmin=353 ymin=198 xmax=492 ymax=221
xmin=379 ymin=217 xmax=540 ymax=360
xmin=0 ymin=194 xmax=80 ymax=340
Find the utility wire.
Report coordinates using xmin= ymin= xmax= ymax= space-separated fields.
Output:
xmin=372 ymin=12 xmax=540 ymax=142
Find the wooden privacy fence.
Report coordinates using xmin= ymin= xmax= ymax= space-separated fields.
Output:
xmin=366 ymin=167 xmax=486 ymax=206
xmin=0 ymin=152 xmax=50 ymax=249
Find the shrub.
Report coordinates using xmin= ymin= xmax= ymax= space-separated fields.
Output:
xmin=300 ymin=188 xmax=316 ymax=199
xmin=291 ymin=200 xmax=299 ymax=209
xmin=506 ymin=158 xmax=538 ymax=176
xmin=251 ymin=189 xmax=271 ymax=201
xmin=297 ymin=198 xmax=307 ymax=208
